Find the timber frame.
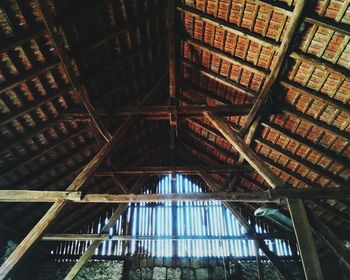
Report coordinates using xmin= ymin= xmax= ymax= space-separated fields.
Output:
xmin=0 ymin=0 xmax=350 ymax=279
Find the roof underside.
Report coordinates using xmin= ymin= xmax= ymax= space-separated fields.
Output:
xmin=0 ymin=0 xmax=349 ymax=241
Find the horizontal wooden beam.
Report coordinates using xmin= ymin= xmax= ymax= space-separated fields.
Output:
xmin=95 ymin=165 xmax=253 ymax=176
xmin=63 ymin=104 xmax=275 ymax=120
xmin=42 ymin=232 xmax=293 ymax=241
xmin=1 ymin=188 xmax=350 ymax=203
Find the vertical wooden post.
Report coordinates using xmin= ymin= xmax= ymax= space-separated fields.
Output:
xmin=288 ymin=199 xmax=324 ymax=280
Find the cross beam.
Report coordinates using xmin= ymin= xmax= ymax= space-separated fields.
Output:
xmin=0 ymin=188 xmax=349 ymax=203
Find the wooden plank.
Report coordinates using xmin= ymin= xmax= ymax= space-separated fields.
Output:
xmin=63 ymin=176 xmax=147 ymax=280
xmin=240 ymin=0 xmax=306 ymax=134
xmin=225 ymin=117 xmax=261 ymax=191
xmin=288 ymin=199 xmax=325 ymax=280
xmin=42 ymin=232 xmax=293 ymax=241
xmin=261 ymin=121 xmax=350 ymax=169
xmin=281 ymin=105 xmax=350 ymax=142
xmin=289 ymin=51 xmax=350 ymax=79
xmin=0 ymin=85 xmax=71 ymax=126
xmin=95 ymin=165 xmax=252 ymax=176
xmin=307 ymin=206 xmax=350 ymax=272
xmin=63 ymin=104 xmax=275 ymax=120
xmin=1 ymin=188 xmax=350 ymax=203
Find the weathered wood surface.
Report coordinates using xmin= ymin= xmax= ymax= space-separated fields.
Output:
xmin=1 ymin=188 xmax=350 ymax=203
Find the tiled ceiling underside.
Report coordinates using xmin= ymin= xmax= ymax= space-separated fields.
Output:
xmin=0 ymin=0 xmax=349 ymax=239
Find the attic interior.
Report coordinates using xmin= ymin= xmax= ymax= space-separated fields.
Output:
xmin=0 ymin=0 xmax=349 ymax=279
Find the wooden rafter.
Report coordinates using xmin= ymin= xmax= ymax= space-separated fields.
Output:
xmin=94 ymin=165 xmax=253 ymax=175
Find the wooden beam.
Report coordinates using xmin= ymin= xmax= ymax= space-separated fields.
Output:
xmin=1 ymin=188 xmax=350 ymax=203
xmin=204 ymin=112 xmax=324 ymax=279
xmin=177 ymin=3 xmax=279 ymax=48
xmin=240 ymin=0 xmax=306 ymax=134
xmin=0 ymin=75 xmax=162 ymax=278
xmin=307 ymin=206 xmax=350 ymax=271
xmin=168 ymin=0 xmax=176 ymax=99
xmin=95 ymin=165 xmax=252 ymax=176
xmin=225 ymin=117 xmax=261 ymax=191
xmin=205 ymin=112 xmax=284 ymax=188
xmin=64 ymin=104 xmax=275 ymax=120
xmin=41 ymin=232 xmax=293 ymax=241
xmin=63 ymin=176 xmax=147 ymax=280
xmin=288 ymin=199 xmax=325 ymax=280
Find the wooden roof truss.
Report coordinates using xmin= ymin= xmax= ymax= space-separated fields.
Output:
xmin=0 ymin=0 xmax=350 ymax=279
